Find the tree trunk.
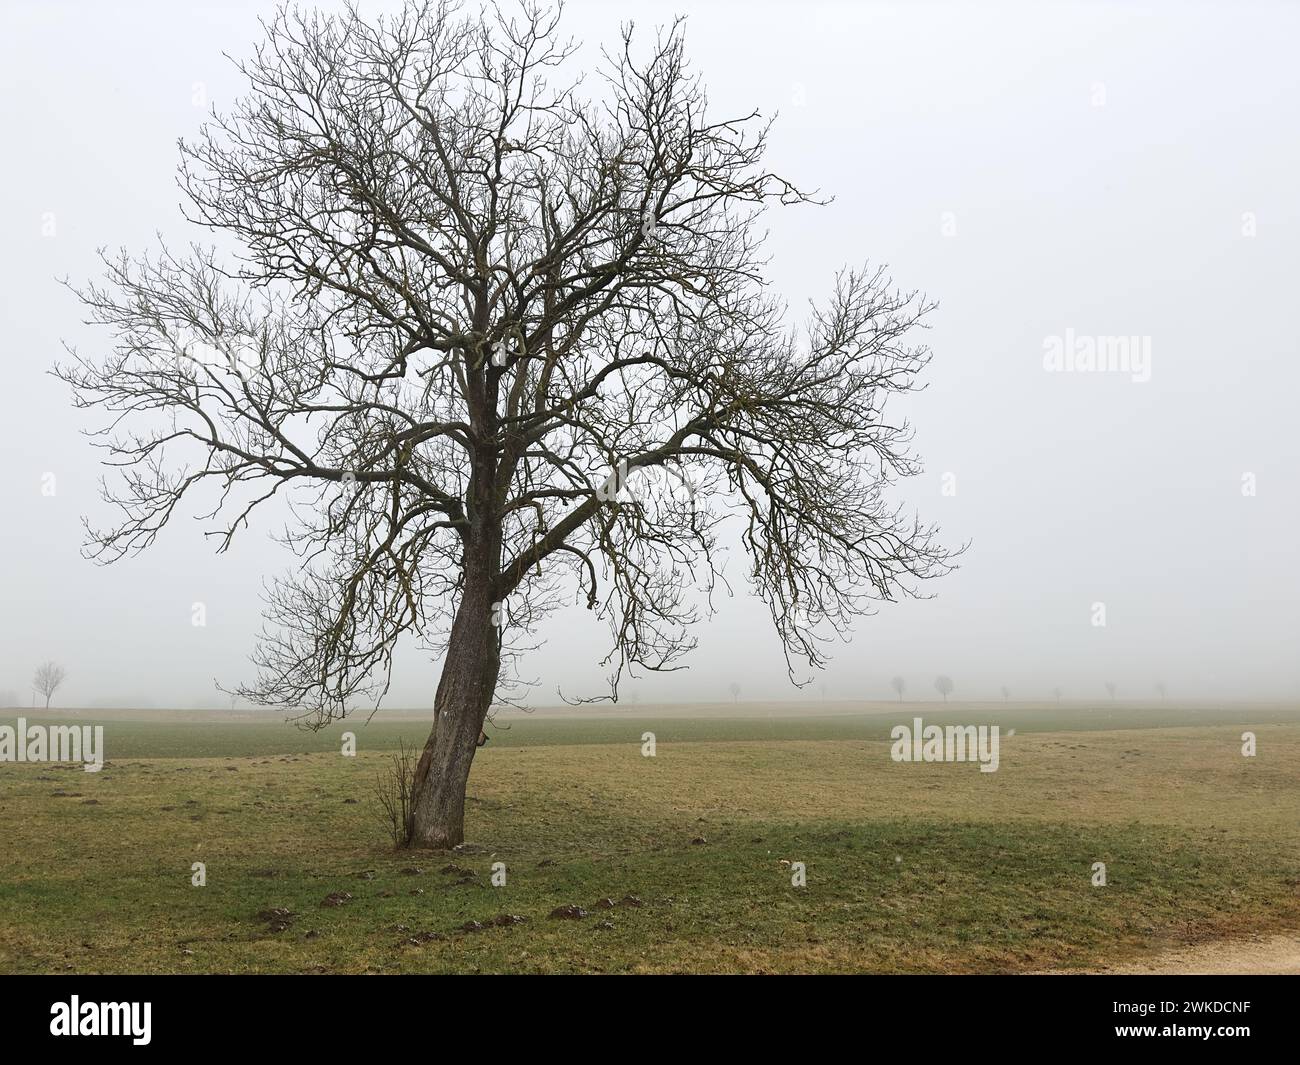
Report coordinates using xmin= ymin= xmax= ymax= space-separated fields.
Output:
xmin=406 ymin=575 xmax=500 ymax=849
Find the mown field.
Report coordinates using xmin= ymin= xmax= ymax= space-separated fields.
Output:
xmin=1 ymin=701 xmax=1297 ymax=974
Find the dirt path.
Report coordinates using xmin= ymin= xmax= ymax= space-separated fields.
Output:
xmin=1055 ymin=933 xmax=1300 ymax=975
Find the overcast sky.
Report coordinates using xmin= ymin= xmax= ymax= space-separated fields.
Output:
xmin=1 ymin=1 xmax=1297 ymax=709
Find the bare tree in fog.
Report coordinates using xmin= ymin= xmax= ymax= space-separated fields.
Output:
xmin=1052 ymin=686 xmax=1063 ymax=703
xmin=56 ymin=1 xmax=953 ymax=847
xmin=890 ymin=675 xmax=906 ymax=701
xmin=728 ymin=682 xmax=741 ymax=704
xmin=1000 ymin=685 xmax=1010 ymax=701
xmin=934 ymin=675 xmax=953 ymax=703
xmin=1155 ymin=681 xmax=1166 ymax=700
xmin=1105 ymin=681 xmax=1117 ymax=701
xmin=33 ymin=662 xmax=67 ymax=710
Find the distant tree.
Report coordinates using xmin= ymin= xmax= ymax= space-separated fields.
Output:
xmin=1155 ymin=681 xmax=1166 ymax=700
xmin=1052 ymin=686 xmax=1063 ymax=703
xmin=890 ymin=675 xmax=906 ymax=701
xmin=934 ymin=675 xmax=954 ymax=702
xmin=728 ymin=682 xmax=741 ymax=704
xmin=1104 ymin=681 xmax=1117 ymax=701
xmin=33 ymin=662 xmax=68 ymax=709
xmin=1000 ymin=685 xmax=1010 ymax=701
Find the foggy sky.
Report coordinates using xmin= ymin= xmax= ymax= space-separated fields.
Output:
xmin=1 ymin=1 xmax=1297 ymax=709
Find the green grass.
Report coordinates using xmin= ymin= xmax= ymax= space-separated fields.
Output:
xmin=1 ymin=703 xmax=1297 ymax=973
xmin=5 ymin=700 xmax=1293 ymax=758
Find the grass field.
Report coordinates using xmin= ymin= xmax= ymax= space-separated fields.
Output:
xmin=1 ymin=701 xmax=1297 ymax=974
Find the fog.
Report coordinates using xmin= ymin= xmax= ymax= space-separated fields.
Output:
xmin=1 ymin=0 xmax=1296 ymax=710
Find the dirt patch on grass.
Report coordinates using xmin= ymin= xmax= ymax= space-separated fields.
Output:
xmin=1048 ymin=932 xmax=1300 ymax=974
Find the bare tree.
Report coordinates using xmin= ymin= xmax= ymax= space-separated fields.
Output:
xmin=1155 ymin=681 xmax=1166 ymax=700
xmin=1052 ymin=686 xmax=1063 ymax=703
xmin=1105 ymin=681 xmax=1117 ymax=701
xmin=57 ymin=2 xmax=953 ymax=847
xmin=934 ymin=674 xmax=953 ymax=702
xmin=890 ymin=675 xmax=906 ymax=701
xmin=1000 ymin=685 xmax=1010 ymax=701
xmin=728 ymin=682 xmax=741 ymax=704
xmin=33 ymin=662 xmax=67 ymax=709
